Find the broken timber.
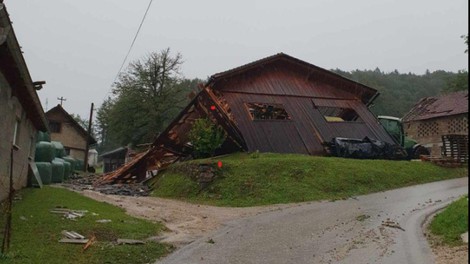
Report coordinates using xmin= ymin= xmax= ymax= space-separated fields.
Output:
xmin=95 ymin=87 xmax=246 ymax=185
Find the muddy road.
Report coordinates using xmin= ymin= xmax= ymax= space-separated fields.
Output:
xmin=157 ymin=177 xmax=468 ymax=264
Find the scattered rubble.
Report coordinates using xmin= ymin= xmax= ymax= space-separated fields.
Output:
xmin=61 ymin=173 xmax=150 ymax=196
xmin=50 ymin=208 xmax=88 ymax=220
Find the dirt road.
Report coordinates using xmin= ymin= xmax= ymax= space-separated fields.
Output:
xmin=79 ymin=190 xmax=295 ymax=246
xmin=156 ymin=177 xmax=468 ymax=264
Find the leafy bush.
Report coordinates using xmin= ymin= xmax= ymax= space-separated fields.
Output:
xmin=188 ymin=118 xmax=226 ymax=158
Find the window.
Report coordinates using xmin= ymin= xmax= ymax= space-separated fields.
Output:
xmin=12 ymin=119 xmax=21 ymax=146
xmin=64 ymin=148 xmax=71 ymax=156
xmin=246 ymin=103 xmax=291 ymax=120
xmin=317 ymin=106 xmax=364 ymax=122
xmin=49 ymin=121 xmax=61 ymax=133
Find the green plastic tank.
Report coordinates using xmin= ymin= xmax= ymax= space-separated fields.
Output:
xmin=36 ymin=162 xmax=52 ymax=185
xmin=36 ymin=131 xmax=51 ymax=142
xmin=62 ymin=156 xmax=76 ymax=172
xmin=51 ymin=141 xmax=65 ymax=158
xmin=34 ymin=141 xmax=55 ymax=162
xmin=51 ymin=158 xmax=65 ymax=183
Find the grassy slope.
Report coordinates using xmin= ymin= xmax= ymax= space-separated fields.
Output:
xmin=0 ymin=187 xmax=171 ymax=264
xmin=430 ymin=196 xmax=468 ymax=246
xmin=151 ymin=153 xmax=468 ymax=207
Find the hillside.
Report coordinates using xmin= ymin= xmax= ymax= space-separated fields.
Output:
xmin=150 ymin=153 xmax=467 ymax=207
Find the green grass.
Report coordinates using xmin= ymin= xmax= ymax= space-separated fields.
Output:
xmin=430 ymin=196 xmax=468 ymax=246
xmin=0 ymin=187 xmax=172 ymax=264
xmin=150 ymin=152 xmax=468 ymax=207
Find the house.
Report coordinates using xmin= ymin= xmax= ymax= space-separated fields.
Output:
xmin=100 ymin=147 xmax=129 ymax=173
xmin=0 ymin=2 xmax=48 ymax=200
xmin=402 ymin=90 xmax=468 ymax=158
xmin=99 ymin=53 xmax=398 ymax=184
xmin=45 ymin=104 xmax=97 ymax=161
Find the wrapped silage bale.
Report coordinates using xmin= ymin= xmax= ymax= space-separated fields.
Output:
xmin=36 ymin=131 xmax=51 ymax=142
xmin=51 ymin=158 xmax=65 ymax=183
xmin=36 ymin=162 xmax=52 ymax=185
xmin=51 ymin=141 xmax=65 ymax=158
xmin=34 ymin=141 xmax=55 ymax=162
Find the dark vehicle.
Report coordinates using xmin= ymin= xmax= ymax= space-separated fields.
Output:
xmin=378 ymin=116 xmax=430 ymax=159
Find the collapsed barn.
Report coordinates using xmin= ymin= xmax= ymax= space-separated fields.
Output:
xmin=99 ymin=53 xmax=400 ymax=184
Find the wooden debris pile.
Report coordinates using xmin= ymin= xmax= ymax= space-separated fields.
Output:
xmin=94 ymin=87 xmax=246 ymax=185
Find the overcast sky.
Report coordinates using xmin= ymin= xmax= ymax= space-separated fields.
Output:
xmin=6 ymin=0 xmax=468 ymax=118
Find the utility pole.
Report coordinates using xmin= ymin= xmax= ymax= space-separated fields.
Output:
xmin=57 ymin=96 xmax=66 ymax=106
xmin=83 ymin=103 xmax=94 ymax=172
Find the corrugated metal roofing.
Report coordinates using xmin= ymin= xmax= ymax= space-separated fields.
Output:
xmin=207 ymin=53 xmax=379 ymax=105
xmin=402 ymin=90 xmax=468 ymax=122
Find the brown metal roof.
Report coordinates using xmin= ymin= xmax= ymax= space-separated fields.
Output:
xmin=402 ymin=90 xmax=468 ymax=122
xmin=207 ymin=53 xmax=379 ymax=105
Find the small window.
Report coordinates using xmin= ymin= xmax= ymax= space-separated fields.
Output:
xmin=317 ymin=106 xmax=364 ymax=122
xmin=13 ymin=119 xmax=21 ymax=146
xmin=49 ymin=121 xmax=61 ymax=133
xmin=246 ymin=103 xmax=291 ymax=120
xmin=64 ymin=148 xmax=71 ymax=156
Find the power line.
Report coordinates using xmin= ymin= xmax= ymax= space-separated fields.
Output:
xmin=110 ymin=0 xmax=154 ymax=89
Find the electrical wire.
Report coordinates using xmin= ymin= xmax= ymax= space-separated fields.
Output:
xmin=110 ymin=0 xmax=154 ymax=89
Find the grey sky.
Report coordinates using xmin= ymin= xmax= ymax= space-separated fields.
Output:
xmin=6 ymin=0 xmax=468 ymax=118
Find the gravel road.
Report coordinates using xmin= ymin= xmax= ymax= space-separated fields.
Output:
xmin=157 ymin=177 xmax=468 ymax=264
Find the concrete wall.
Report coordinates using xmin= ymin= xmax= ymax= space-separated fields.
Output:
xmin=404 ymin=114 xmax=468 ymax=157
xmin=0 ymin=72 xmax=37 ymax=201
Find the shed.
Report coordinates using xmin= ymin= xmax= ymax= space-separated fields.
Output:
xmin=99 ymin=53 xmax=398 ymax=184
xmin=402 ymin=90 xmax=468 ymax=157
xmin=100 ymin=147 xmax=129 ymax=173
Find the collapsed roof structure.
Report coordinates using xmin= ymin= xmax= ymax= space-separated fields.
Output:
xmin=98 ymin=53 xmax=397 ymax=184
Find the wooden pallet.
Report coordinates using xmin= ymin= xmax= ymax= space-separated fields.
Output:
xmin=442 ymin=134 xmax=468 ymax=163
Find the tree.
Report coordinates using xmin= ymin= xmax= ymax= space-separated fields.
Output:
xmin=70 ymin=113 xmax=88 ymax=129
xmin=462 ymin=34 xmax=468 ymax=53
xmin=188 ymin=118 xmax=226 ymax=158
xmin=443 ymin=35 xmax=469 ymax=93
xmin=444 ymin=70 xmax=468 ymax=93
xmin=97 ymin=48 xmax=201 ymax=148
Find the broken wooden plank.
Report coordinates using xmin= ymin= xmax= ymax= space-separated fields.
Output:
xmin=59 ymin=238 xmax=89 ymax=244
xmin=61 ymin=230 xmax=85 ymax=239
xmin=82 ymin=235 xmax=96 ymax=251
